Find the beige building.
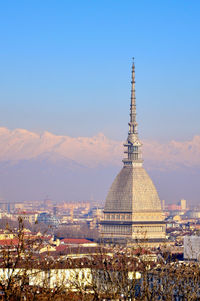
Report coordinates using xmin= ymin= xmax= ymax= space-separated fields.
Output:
xmin=101 ymin=59 xmax=166 ymax=245
xmin=16 ymin=212 xmax=38 ymax=224
xmin=180 ymin=199 xmax=187 ymax=210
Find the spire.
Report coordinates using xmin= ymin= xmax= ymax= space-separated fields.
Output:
xmin=123 ymin=58 xmax=143 ymax=167
xmin=129 ymin=57 xmax=137 ymax=135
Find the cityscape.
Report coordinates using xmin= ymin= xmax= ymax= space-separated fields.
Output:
xmin=0 ymin=1 xmax=200 ymax=300
xmin=1 ymin=194 xmax=200 ymax=255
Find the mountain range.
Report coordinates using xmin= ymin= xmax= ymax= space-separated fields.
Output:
xmin=0 ymin=127 xmax=199 ymax=204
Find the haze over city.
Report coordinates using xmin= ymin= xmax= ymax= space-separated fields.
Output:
xmin=0 ymin=1 xmax=200 ymax=204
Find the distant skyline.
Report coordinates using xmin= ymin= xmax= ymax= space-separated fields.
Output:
xmin=0 ymin=1 xmax=200 ymax=142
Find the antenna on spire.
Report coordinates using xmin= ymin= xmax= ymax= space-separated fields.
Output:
xmin=130 ymin=57 xmax=136 ymax=126
xmin=132 ymin=57 xmax=135 ymax=73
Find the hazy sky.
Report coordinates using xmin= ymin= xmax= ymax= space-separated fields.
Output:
xmin=0 ymin=1 xmax=200 ymax=142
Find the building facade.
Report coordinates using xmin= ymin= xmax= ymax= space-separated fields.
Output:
xmin=101 ymin=59 xmax=166 ymax=245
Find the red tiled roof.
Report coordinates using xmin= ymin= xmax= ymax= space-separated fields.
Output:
xmin=60 ymin=238 xmax=92 ymax=244
xmin=17 ymin=211 xmax=38 ymax=215
xmin=0 ymin=239 xmax=19 ymax=246
xmin=56 ymin=245 xmax=68 ymax=252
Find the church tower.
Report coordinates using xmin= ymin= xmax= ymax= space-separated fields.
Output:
xmin=101 ymin=59 xmax=166 ymax=245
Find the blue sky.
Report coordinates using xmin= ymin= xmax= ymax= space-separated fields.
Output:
xmin=0 ymin=0 xmax=200 ymax=142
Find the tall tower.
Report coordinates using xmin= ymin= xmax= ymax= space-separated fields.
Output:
xmin=101 ymin=59 xmax=166 ymax=245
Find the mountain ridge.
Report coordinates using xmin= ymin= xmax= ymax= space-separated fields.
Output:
xmin=0 ymin=126 xmax=200 ymax=204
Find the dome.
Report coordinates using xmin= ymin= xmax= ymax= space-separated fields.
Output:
xmin=104 ymin=165 xmax=162 ymax=213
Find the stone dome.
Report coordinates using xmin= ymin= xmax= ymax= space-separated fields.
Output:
xmin=104 ymin=165 xmax=162 ymax=213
